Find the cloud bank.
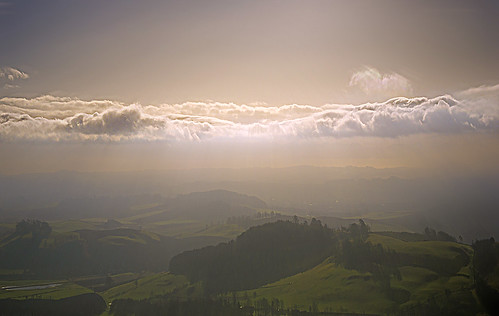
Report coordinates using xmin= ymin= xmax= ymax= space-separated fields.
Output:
xmin=0 ymin=89 xmax=498 ymax=142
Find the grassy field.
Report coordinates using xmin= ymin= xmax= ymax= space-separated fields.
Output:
xmin=366 ymin=221 xmax=417 ymax=233
xmin=49 ymin=219 xmax=107 ymax=232
xmin=391 ymin=265 xmax=472 ymax=308
xmin=241 ymin=259 xmax=395 ymax=314
xmin=0 ymin=268 xmax=24 ymax=277
xmin=344 ymin=211 xmax=415 ymax=221
xmin=189 ymin=223 xmax=245 ymax=239
xmin=119 ymin=210 xmax=166 ymax=223
xmin=0 ymin=220 xmax=485 ymax=315
xmin=0 ymin=272 xmax=145 ymax=301
xmin=0 ymin=222 xmax=15 ymax=230
xmin=367 ymin=233 xmax=473 ymax=259
xmin=236 ymin=233 xmax=476 ymax=314
xmin=140 ymin=220 xmax=244 ymax=239
xmin=0 ymin=280 xmax=92 ymax=300
xmin=101 ymin=272 xmax=196 ymax=303
xmin=141 ymin=220 xmax=206 ymax=238
xmin=488 ymin=265 xmax=499 ymax=289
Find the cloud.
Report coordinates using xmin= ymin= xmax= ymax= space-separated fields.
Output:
xmin=1 ymin=66 xmax=29 ymax=89
xmin=349 ymin=67 xmax=413 ymax=100
xmin=0 ymin=91 xmax=498 ymax=142
xmin=455 ymin=83 xmax=499 ymax=120
xmin=0 ymin=67 xmax=29 ymax=81
xmin=3 ymin=84 xmax=20 ymax=89
xmin=456 ymin=83 xmax=499 ymax=97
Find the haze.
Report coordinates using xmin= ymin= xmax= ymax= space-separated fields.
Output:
xmin=1 ymin=1 xmax=499 ymax=314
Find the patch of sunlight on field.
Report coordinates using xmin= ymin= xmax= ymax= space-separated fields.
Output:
xmin=129 ymin=203 xmax=161 ymax=211
xmin=344 ymin=211 xmax=414 ymax=220
xmin=143 ymin=221 xmax=243 ymax=239
xmin=367 ymin=222 xmax=414 ymax=233
xmin=367 ymin=234 xmax=472 ymax=259
xmin=119 ymin=210 xmax=166 ymax=222
xmin=49 ymin=219 xmax=105 ymax=232
xmin=190 ymin=224 xmax=244 ymax=239
xmin=99 ymin=235 xmax=147 ymax=246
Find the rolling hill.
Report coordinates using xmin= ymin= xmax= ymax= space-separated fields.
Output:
xmin=0 ymin=222 xmax=228 ymax=278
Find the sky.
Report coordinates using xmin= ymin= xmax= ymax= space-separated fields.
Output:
xmin=1 ymin=0 xmax=498 ymax=174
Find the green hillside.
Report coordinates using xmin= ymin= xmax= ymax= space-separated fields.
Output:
xmin=102 ymin=272 xmax=199 ymax=303
xmin=0 ymin=280 xmax=91 ymax=300
xmin=1 ymin=219 xmax=498 ymax=315
xmin=242 ymin=232 xmax=477 ymax=314
xmin=246 ymin=259 xmax=394 ymax=314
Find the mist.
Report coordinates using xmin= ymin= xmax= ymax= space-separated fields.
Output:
xmin=1 ymin=0 xmax=499 ymax=314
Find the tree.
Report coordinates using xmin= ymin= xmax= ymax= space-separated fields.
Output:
xmin=105 ymin=275 xmax=113 ymax=288
xmin=424 ymin=227 xmax=437 ymax=240
xmin=15 ymin=219 xmax=52 ymax=239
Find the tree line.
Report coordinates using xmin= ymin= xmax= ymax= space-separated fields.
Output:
xmin=170 ymin=219 xmax=409 ymax=295
xmin=170 ymin=219 xmax=337 ymax=294
xmin=110 ymin=297 xmax=380 ymax=316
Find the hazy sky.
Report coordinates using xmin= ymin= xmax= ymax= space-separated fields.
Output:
xmin=1 ymin=0 xmax=498 ymax=173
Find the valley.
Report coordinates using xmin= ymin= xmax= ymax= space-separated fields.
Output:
xmin=0 ymin=189 xmax=497 ymax=315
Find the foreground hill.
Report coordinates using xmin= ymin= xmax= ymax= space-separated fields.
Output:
xmin=169 ymin=220 xmax=492 ymax=315
xmin=246 ymin=233 xmax=475 ymax=314
xmin=170 ymin=220 xmax=335 ymax=294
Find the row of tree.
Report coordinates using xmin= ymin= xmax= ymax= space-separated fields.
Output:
xmin=15 ymin=219 xmax=52 ymax=239
xmin=110 ymin=297 xmax=380 ymax=316
xmin=472 ymin=237 xmax=499 ymax=315
xmin=170 ymin=219 xmax=408 ymax=295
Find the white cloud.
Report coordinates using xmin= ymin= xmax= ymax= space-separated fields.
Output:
xmin=349 ymin=67 xmax=413 ymax=100
xmin=0 ymin=91 xmax=498 ymax=142
xmin=457 ymin=83 xmax=499 ymax=98
xmin=455 ymin=83 xmax=499 ymax=121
